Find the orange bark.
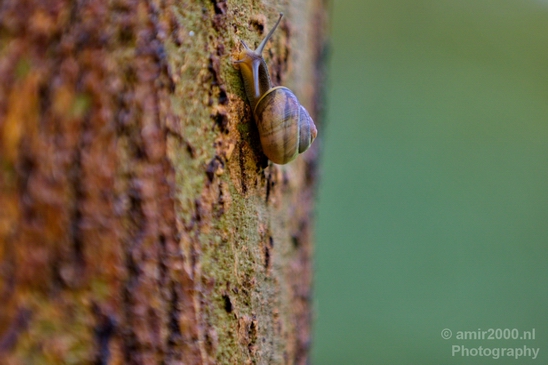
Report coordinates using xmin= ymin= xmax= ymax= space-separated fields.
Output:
xmin=0 ymin=0 xmax=327 ymax=363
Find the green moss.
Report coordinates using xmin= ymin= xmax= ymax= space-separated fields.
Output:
xmin=70 ymin=94 xmax=91 ymax=118
xmin=13 ymin=293 xmax=94 ymax=364
xmin=90 ymin=278 xmax=110 ymax=300
xmin=164 ymin=2 xmax=312 ymax=363
xmin=15 ymin=58 xmax=31 ymax=79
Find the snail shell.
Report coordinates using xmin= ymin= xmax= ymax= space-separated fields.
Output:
xmin=233 ymin=13 xmax=317 ymax=165
xmin=254 ymin=87 xmax=317 ymax=164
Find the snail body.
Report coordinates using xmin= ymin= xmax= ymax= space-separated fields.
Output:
xmin=233 ymin=13 xmax=317 ymax=165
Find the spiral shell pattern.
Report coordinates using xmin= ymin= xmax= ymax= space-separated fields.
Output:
xmin=254 ymin=87 xmax=317 ymax=164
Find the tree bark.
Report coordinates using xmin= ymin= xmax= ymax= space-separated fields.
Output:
xmin=0 ymin=0 xmax=328 ymax=364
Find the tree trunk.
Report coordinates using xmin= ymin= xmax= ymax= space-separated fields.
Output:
xmin=0 ymin=0 xmax=327 ymax=364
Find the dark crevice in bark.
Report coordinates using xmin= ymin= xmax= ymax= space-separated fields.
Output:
xmin=247 ymin=316 xmax=258 ymax=361
xmin=113 ymin=40 xmax=148 ymax=365
xmin=17 ymin=148 xmax=37 ymax=222
xmin=68 ymin=113 xmax=90 ymax=280
xmin=206 ymin=155 xmax=224 ymax=183
xmin=121 ymin=173 xmax=147 ymax=364
xmin=37 ymin=83 xmax=51 ymax=122
xmin=92 ymin=303 xmax=116 ymax=365
xmin=0 ymin=308 xmax=32 ymax=354
xmin=238 ymin=142 xmax=248 ymax=194
xmin=159 ymin=232 xmax=182 ymax=363
xmin=165 ymin=283 xmax=183 ymax=363
xmin=121 ymin=242 xmax=142 ymax=364
xmin=212 ymin=109 xmax=229 ymax=133
xmin=222 ymin=294 xmax=233 ymax=313
xmin=146 ymin=0 xmax=176 ymax=93
xmin=158 ymin=234 xmax=169 ymax=286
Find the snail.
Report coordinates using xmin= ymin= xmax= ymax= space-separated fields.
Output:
xmin=233 ymin=13 xmax=317 ymax=165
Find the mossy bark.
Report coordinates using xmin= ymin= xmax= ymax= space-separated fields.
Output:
xmin=0 ymin=0 xmax=328 ymax=364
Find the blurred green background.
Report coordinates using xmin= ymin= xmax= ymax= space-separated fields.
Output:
xmin=312 ymin=0 xmax=548 ymax=364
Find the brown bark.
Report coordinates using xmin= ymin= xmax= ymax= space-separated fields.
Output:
xmin=0 ymin=0 xmax=328 ymax=364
